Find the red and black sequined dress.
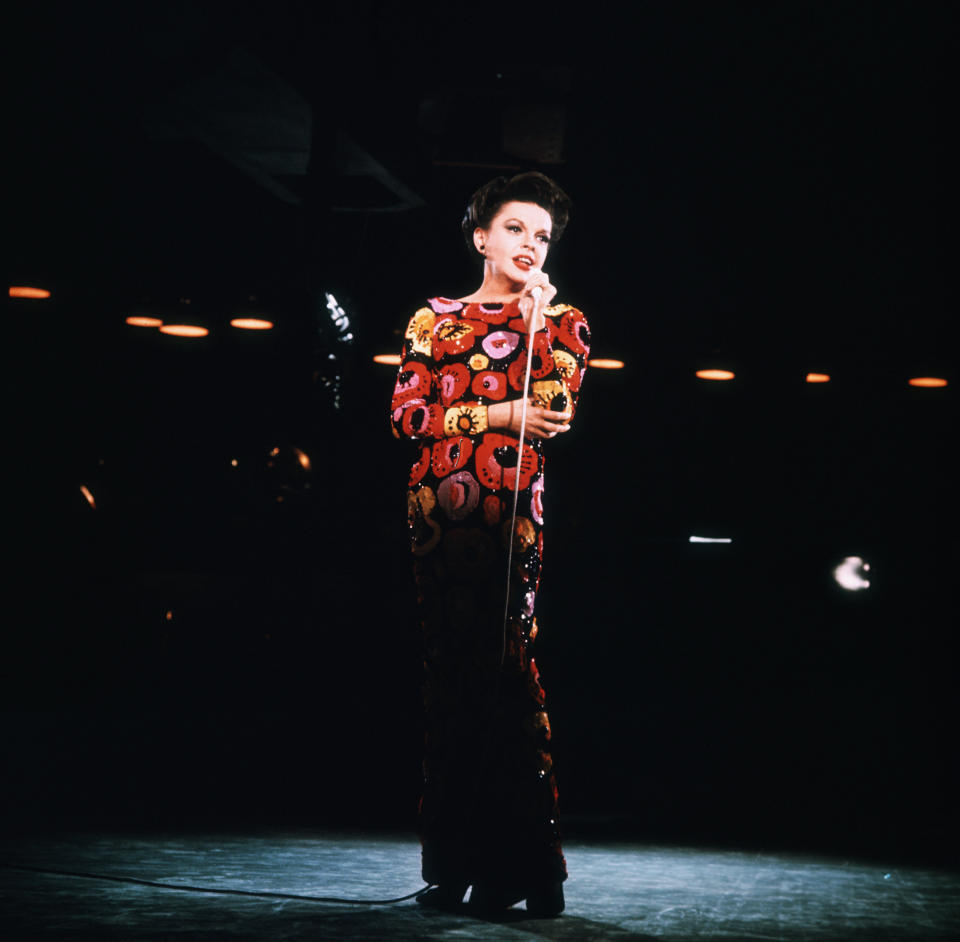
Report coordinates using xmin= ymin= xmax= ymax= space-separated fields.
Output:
xmin=390 ymin=296 xmax=590 ymax=895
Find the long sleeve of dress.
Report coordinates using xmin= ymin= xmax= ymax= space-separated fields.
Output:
xmin=390 ymin=305 xmax=490 ymax=442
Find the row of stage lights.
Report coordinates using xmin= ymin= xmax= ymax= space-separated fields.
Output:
xmin=372 ymin=355 xmax=948 ymax=386
xmin=11 ymin=286 xmax=949 ymax=386
xmin=10 ymin=286 xmax=274 ymax=335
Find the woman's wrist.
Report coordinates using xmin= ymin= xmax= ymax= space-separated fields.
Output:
xmin=487 ymin=401 xmax=513 ymax=430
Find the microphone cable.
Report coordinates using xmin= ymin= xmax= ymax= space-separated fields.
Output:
xmin=0 ymin=860 xmax=432 ymax=906
xmin=499 ymin=287 xmax=541 ymax=668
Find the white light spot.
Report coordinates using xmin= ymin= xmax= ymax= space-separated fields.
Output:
xmin=834 ymin=556 xmax=871 ymax=591
xmin=689 ymin=536 xmax=732 ymax=543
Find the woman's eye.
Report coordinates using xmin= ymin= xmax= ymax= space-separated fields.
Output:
xmin=538 ymin=235 xmax=551 ymax=244
xmin=507 ymin=225 xmax=520 ymax=233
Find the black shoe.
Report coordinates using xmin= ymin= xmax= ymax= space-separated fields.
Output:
xmin=416 ymin=883 xmax=468 ymax=912
xmin=467 ymin=883 xmax=525 ymax=914
xmin=525 ymin=882 xmax=564 ymax=918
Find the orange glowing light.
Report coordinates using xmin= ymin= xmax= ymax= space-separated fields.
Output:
xmin=80 ymin=485 xmax=96 ymax=510
xmin=230 ymin=318 xmax=274 ymax=330
xmin=126 ymin=316 xmax=164 ymax=328
xmin=587 ymin=358 xmax=625 ymax=370
xmin=270 ymin=447 xmax=280 ymax=457
xmin=373 ymin=354 xmax=402 ymax=365
xmin=165 ymin=610 xmax=174 ymax=621
xmin=159 ymin=324 xmax=209 ymax=337
xmin=806 ymin=373 xmax=831 ymax=383
xmin=9 ymin=286 xmax=51 ymax=299
xmin=696 ymin=369 xmax=735 ymax=381
xmin=908 ymin=377 xmax=948 ymax=388
xmin=293 ymin=448 xmax=311 ymax=471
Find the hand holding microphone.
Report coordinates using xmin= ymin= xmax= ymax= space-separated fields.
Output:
xmin=519 ymin=269 xmax=555 ymax=330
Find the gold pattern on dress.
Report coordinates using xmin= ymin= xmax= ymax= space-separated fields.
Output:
xmin=552 ymin=349 xmax=577 ymax=381
xmin=530 ymin=379 xmax=566 ymax=409
xmin=405 ymin=308 xmax=435 ymax=356
xmin=469 ymin=352 xmax=490 ymax=371
xmin=436 ymin=321 xmax=473 ymax=343
xmin=525 ymin=710 xmax=552 ymax=740
xmin=408 ymin=486 xmax=441 ymax=555
xmin=443 ymin=404 xmax=488 ymax=437
xmin=505 ymin=515 xmax=536 ymax=552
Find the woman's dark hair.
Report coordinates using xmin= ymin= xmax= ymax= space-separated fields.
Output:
xmin=461 ymin=171 xmax=571 ymax=256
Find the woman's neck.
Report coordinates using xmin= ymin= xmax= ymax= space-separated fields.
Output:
xmin=458 ymin=268 xmax=525 ymax=304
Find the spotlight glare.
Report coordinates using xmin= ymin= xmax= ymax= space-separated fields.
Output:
xmin=833 ymin=556 xmax=871 ymax=591
xmin=9 ymin=286 xmax=51 ymax=299
xmin=126 ymin=316 xmax=163 ymax=328
xmin=689 ymin=535 xmax=732 ymax=543
xmin=80 ymin=485 xmax=96 ymax=510
xmin=908 ymin=377 xmax=947 ymax=388
xmin=696 ymin=369 xmax=735 ymax=381
xmin=159 ymin=324 xmax=209 ymax=338
xmin=231 ymin=318 xmax=274 ymax=330
xmin=588 ymin=358 xmax=625 ymax=369
xmin=293 ymin=447 xmax=311 ymax=471
xmin=373 ymin=354 xmax=402 ymax=365
xmin=806 ymin=372 xmax=831 ymax=383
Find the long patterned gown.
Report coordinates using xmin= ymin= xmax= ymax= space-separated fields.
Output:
xmin=390 ymin=295 xmax=590 ymax=896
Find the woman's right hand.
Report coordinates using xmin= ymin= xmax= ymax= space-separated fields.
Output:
xmin=488 ymin=399 xmax=571 ymax=439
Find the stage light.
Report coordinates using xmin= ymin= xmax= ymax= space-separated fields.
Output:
xmin=689 ymin=536 xmax=732 ymax=543
xmin=806 ymin=373 xmax=831 ymax=383
xmin=373 ymin=354 xmax=402 ymax=365
xmin=908 ymin=377 xmax=947 ymax=388
xmin=9 ymin=286 xmax=51 ymax=299
xmin=230 ymin=459 xmax=238 ymax=467
xmin=696 ymin=369 xmax=735 ymax=381
xmin=293 ymin=447 xmax=311 ymax=471
xmin=126 ymin=316 xmax=164 ymax=328
xmin=833 ymin=556 xmax=870 ymax=591
xmin=159 ymin=325 xmax=209 ymax=338
xmin=80 ymin=485 xmax=96 ymax=510
xmin=588 ymin=358 xmax=625 ymax=369
xmin=230 ymin=318 xmax=274 ymax=330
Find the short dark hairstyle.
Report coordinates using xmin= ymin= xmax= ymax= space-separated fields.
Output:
xmin=461 ymin=171 xmax=571 ymax=257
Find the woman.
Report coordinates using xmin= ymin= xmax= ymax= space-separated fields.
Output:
xmin=390 ymin=172 xmax=590 ymax=917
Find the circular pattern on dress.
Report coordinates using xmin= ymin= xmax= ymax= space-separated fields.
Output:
xmin=432 ymin=436 xmax=473 ymax=477
xmin=392 ymin=360 xmax=431 ymax=406
xmin=437 ymin=470 xmax=481 ymax=521
xmin=439 ymin=362 xmax=470 ymax=403
xmin=476 ymin=433 xmax=538 ymax=492
xmin=471 ymin=369 xmax=508 ymax=400
xmin=482 ymin=330 xmax=520 ymax=359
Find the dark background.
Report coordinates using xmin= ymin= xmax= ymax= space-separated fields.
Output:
xmin=4 ymin=1 xmax=953 ymax=864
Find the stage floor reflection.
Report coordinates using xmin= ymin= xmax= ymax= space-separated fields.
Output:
xmin=2 ymin=831 xmax=957 ymax=940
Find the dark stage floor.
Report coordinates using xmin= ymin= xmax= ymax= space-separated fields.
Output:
xmin=1 ymin=831 xmax=958 ymax=940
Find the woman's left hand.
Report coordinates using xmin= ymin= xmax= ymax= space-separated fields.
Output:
xmin=518 ymin=270 xmax=556 ymax=331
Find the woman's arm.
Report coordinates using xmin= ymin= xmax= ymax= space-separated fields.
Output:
xmin=487 ymin=399 xmax=571 ymax=439
xmin=390 ymin=307 xmax=492 ymax=441
xmin=390 ymin=308 xmax=445 ymax=440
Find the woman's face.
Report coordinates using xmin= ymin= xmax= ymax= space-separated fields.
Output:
xmin=475 ymin=200 xmax=553 ymax=286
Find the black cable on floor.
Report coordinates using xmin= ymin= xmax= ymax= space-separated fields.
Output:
xmin=2 ymin=862 xmax=433 ymax=905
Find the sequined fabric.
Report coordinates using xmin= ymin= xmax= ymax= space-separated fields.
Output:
xmin=391 ymin=297 xmax=590 ymax=894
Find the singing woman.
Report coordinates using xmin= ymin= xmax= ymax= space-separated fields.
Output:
xmin=390 ymin=172 xmax=590 ymax=917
